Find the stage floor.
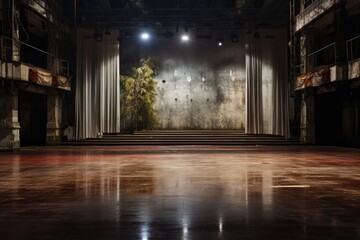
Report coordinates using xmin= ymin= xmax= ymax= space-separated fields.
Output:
xmin=0 ymin=146 xmax=359 ymax=240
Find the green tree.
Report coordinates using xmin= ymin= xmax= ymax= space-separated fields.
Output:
xmin=120 ymin=57 xmax=159 ymax=132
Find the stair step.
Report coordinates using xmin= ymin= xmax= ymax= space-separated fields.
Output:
xmin=63 ymin=130 xmax=301 ymax=146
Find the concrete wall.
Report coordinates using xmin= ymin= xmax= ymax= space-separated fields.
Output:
xmin=121 ymin=32 xmax=246 ymax=129
xmin=0 ymin=85 xmax=20 ymax=150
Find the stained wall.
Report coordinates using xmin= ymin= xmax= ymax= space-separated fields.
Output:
xmin=121 ymin=32 xmax=246 ymax=129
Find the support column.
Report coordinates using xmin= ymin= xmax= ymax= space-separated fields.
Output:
xmin=300 ymin=90 xmax=316 ymax=144
xmin=335 ymin=0 xmax=348 ymax=67
xmin=11 ymin=0 xmax=21 ymax=61
xmin=46 ymin=89 xmax=62 ymax=145
xmin=0 ymin=84 xmax=20 ymax=150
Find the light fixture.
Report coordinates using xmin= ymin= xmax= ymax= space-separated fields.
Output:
xmin=231 ymin=33 xmax=239 ymax=43
xmin=141 ymin=32 xmax=150 ymax=40
xmin=217 ymin=38 xmax=223 ymax=46
xmin=181 ymin=34 xmax=189 ymax=42
xmin=125 ymin=32 xmax=133 ymax=39
xmin=196 ymin=34 xmax=213 ymax=39
xmin=104 ymin=28 xmax=111 ymax=35
xmin=93 ymin=30 xmax=103 ymax=42
xmin=158 ymin=31 xmax=174 ymax=38
xmin=253 ymin=31 xmax=260 ymax=39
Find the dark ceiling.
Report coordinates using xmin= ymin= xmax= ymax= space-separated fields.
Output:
xmin=76 ymin=0 xmax=289 ymax=31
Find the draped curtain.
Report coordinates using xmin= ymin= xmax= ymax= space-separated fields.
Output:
xmin=245 ymin=36 xmax=263 ymax=134
xmin=75 ymin=29 xmax=120 ymax=139
xmin=245 ymin=29 xmax=290 ymax=138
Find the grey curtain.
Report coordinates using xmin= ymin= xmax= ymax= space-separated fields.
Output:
xmin=75 ymin=29 xmax=120 ymax=139
xmin=245 ymin=36 xmax=263 ymax=134
xmin=245 ymin=29 xmax=290 ymax=138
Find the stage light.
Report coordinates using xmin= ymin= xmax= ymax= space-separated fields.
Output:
xmin=217 ymin=38 xmax=223 ymax=46
xmin=253 ymin=31 xmax=260 ymax=39
xmin=231 ymin=33 xmax=239 ymax=43
xmin=181 ymin=34 xmax=189 ymax=42
xmin=125 ymin=32 xmax=133 ymax=39
xmin=104 ymin=28 xmax=111 ymax=35
xmin=141 ymin=32 xmax=150 ymax=40
xmin=93 ymin=30 xmax=103 ymax=42
xmin=164 ymin=31 xmax=174 ymax=38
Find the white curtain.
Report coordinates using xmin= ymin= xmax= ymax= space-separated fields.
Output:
xmin=245 ymin=29 xmax=290 ymax=138
xmin=245 ymin=36 xmax=263 ymax=134
xmin=75 ymin=29 xmax=120 ymax=139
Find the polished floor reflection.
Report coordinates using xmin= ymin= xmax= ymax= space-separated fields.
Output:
xmin=0 ymin=146 xmax=359 ymax=240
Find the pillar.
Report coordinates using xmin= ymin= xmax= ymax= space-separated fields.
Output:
xmin=0 ymin=84 xmax=20 ymax=150
xmin=300 ymin=90 xmax=316 ymax=144
xmin=46 ymin=89 xmax=62 ymax=144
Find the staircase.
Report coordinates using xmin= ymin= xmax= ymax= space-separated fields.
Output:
xmin=63 ymin=130 xmax=301 ymax=146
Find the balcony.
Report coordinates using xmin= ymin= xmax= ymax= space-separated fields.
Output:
xmin=295 ymin=43 xmax=344 ymax=90
xmin=295 ymin=0 xmax=339 ymax=32
xmin=0 ymin=36 xmax=70 ymax=91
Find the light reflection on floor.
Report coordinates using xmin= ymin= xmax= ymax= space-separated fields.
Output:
xmin=0 ymin=145 xmax=359 ymax=240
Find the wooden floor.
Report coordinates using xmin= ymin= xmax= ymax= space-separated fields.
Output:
xmin=0 ymin=145 xmax=359 ymax=240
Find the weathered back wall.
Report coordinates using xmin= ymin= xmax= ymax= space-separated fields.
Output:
xmin=121 ymin=32 xmax=245 ymax=129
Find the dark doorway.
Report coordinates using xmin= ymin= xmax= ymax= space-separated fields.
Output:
xmin=19 ymin=91 xmax=47 ymax=146
xmin=315 ymin=92 xmax=342 ymax=146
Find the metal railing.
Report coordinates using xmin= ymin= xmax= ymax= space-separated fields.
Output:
xmin=307 ymin=43 xmax=336 ymax=72
xmin=0 ymin=36 xmax=69 ymax=76
xmin=346 ymin=35 xmax=360 ymax=62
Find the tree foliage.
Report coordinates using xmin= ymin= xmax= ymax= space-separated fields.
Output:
xmin=120 ymin=57 xmax=159 ymax=131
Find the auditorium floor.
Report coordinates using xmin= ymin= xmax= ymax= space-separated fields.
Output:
xmin=0 ymin=146 xmax=359 ymax=240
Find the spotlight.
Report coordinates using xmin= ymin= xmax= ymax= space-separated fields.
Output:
xmin=104 ymin=28 xmax=111 ymax=35
xmin=93 ymin=30 xmax=103 ymax=42
xmin=181 ymin=34 xmax=189 ymax=42
xmin=141 ymin=32 xmax=150 ymax=40
xmin=184 ymin=22 xmax=191 ymax=32
xmin=253 ymin=31 xmax=260 ymax=39
xmin=217 ymin=38 xmax=223 ymax=46
xmin=158 ymin=31 xmax=174 ymax=38
xmin=231 ymin=33 xmax=239 ymax=43
xmin=196 ymin=34 xmax=213 ymax=39
xmin=125 ymin=32 xmax=133 ymax=39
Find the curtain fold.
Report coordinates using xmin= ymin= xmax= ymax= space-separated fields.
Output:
xmin=75 ymin=29 xmax=120 ymax=139
xmin=272 ymin=30 xmax=290 ymax=138
xmin=245 ymin=37 xmax=263 ymax=134
xmin=245 ymin=29 xmax=290 ymax=138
